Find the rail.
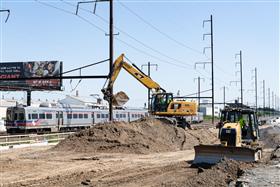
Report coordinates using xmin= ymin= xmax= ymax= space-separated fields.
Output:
xmin=0 ymin=132 xmax=74 ymax=146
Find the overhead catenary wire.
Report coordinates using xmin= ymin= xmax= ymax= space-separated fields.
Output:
xmin=35 ymin=0 xmax=107 ymax=33
xmin=118 ymin=1 xmax=239 ymax=81
xmin=60 ymin=0 xmax=199 ymax=68
xmin=61 ymin=0 xmax=236 ymax=84
xmin=35 ymin=1 xmax=238 ymax=99
xmin=38 ymin=0 xmax=210 ymax=78
xmin=181 ymin=88 xmax=212 ymax=97
xmin=117 ymin=0 xmax=205 ymax=56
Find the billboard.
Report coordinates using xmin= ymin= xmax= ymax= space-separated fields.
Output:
xmin=0 ymin=61 xmax=62 ymax=91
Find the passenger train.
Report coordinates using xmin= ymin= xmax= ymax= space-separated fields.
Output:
xmin=5 ymin=105 xmax=148 ymax=133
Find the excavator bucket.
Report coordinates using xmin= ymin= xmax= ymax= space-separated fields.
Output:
xmin=193 ymin=145 xmax=262 ymax=164
xmin=112 ymin=91 xmax=130 ymax=106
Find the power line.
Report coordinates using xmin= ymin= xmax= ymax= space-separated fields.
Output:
xmin=60 ymin=1 xmax=214 ymax=76
xmin=37 ymin=1 xmax=192 ymax=70
xmin=35 ymin=1 xmax=218 ymax=85
xmin=117 ymin=0 xmax=205 ymax=56
xmin=60 ymin=0 xmax=199 ymax=67
xmin=35 ymin=0 xmax=107 ymax=33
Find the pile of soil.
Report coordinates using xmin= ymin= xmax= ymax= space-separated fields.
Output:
xmin=182 ymin=159 xmax=253 ymax=187
xmin=260 ymin=126 xmax=280 ymax=148
xmin=54 ymin=118 xmax=218 ymax=154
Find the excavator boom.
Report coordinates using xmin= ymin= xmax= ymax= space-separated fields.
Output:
xmin=102 ymin=54 xmax=164 ymax=106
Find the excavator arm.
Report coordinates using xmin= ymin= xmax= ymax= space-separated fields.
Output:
xmin=102 ymin=54 xmax=165 ymax=105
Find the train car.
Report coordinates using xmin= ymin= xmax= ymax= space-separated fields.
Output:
xmin=5 ymin=105 xmax=148 ymax=133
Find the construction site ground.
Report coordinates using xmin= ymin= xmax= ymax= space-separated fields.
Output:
xmin=0 ymin=118 xmax=279 ymax=187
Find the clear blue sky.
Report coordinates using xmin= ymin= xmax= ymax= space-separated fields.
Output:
xmin=1 ymin=0 xmax=279 ymax=108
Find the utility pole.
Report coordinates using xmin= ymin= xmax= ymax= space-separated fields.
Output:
xmin=108 ymin=0 xmax=114 ymax=121
xmin=194 ymin=77 xmax=205 ymax=110
xmin=250 ymin=68 xmax=258 ymax=111
xmin=221 ymin=86 xmax=228 ymax=108
xmin=76 ymin=0 xmax=115 ymax=121
xmin=262 ymin=80 xmax=265 ymax=108
xmin=254 ymin=68 xmax=257 ymax=112
xmin=200 ymin=15 xmax=214 ymax=124
xmin=235 ymin=51 xmax=243 ymax=105
xmin=141 ymin=62 xmax=158 ymax=110
xmin=262 ymin=80 xmax=265 ymax=116
xmin=268 ymin=88 xmax=270 ymax=116
xmin=27 ymin=91 xmax=31 ymax=106
xmin=272 ymin=91 xmax=274 ymax=111
xmin=210 ymin=15 xmax=214 ymax=124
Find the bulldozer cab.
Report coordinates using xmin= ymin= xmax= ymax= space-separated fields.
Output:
xmin=220 ymin=107 xmax=260 ymax=141
xmin=151 ymin=93 xmax=173 ymax=113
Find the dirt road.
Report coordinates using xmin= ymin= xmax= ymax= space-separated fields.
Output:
xmin=0 ymin=119 xmax=226 ymax=187
xmin=3 ymin=119 xmax=278 ymax=187
xmin=1 ymin=146 xmax=197 ymax=187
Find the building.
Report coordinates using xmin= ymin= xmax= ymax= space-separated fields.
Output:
xmin=199 ymin=100 xmax=222 ymax=117
xmin=58 ymin=94 xmax=107 ymax=109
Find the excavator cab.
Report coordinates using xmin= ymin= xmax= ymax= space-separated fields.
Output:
xmin=151 ymin=93 xmax=173 ymax=113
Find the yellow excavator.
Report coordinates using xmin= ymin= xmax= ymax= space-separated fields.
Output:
xmin=193 ymin=104 xmax=262 ymax=164
xmin=101 ymin=54 xmax=197 ymax=128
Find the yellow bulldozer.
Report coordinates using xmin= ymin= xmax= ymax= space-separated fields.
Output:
xmin=193 ymin=105 xmax=262 ymax=164
xmin=101 ymin=54 xmax=197 ymax=128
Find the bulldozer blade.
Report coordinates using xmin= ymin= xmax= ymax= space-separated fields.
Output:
xmin=112 ymin=91 xmax=129 ymax=106
xmin=193 ymin=144 xmax=262 ymax=164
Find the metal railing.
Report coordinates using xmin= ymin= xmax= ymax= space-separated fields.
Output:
xmin=0 ymin=132 xmax=74 ymax=146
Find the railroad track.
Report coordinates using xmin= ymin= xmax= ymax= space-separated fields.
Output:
xmin=0 ymin=132 xmax=74 ymax=147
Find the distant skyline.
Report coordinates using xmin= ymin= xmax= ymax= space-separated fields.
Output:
xmin=0 ymin=0 xmax=279 ymax=108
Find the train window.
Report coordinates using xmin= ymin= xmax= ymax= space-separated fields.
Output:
xmin=79 ymin=114 xmax=83 ymax=119
xmin=101 ymin=114 xmax=105 ymax=118
xmin=39 ymin=113 xmax=45 ymax=119
xmin=32 ymin=113 xmax=38 ymax=119
xmin=28 ymin=114 xmax=31 ymax=120
xmin=105 ymin=114 xmax=109 ymax=118
xmin=123 ymin=114 xmax=126 ymax=118
xmin=84 ymin=114 xmax=88 ymax=119
xmin=14 ymin=113 xmax=18 ymax=120
xmin=67 ymin=114 xmax=72 ymax=119
xmin=17 ymin=113 xmax=24 ymax=120
xmin=73 ymin=114 xmax=78 ymax=119
xmin=116 ymin=114 xmax=119 ymax=118
xmin=7 ymin=110 xmax=12 ymax=121
xmin=60 ymin=113 xmax=63 ymax=118
xmin=46 ymin=114 xmax=52 ymax=119
xmin=97 ymin=114 xmax=101 ymax=118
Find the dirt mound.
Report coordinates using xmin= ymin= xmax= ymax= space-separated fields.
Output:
xmin=54 ymin=118 xmax=217 ymax=154
xmin=181 ymin=159 xmax=252 ymax=187
xmin=260 ymin=126 xmax=280 ymax=148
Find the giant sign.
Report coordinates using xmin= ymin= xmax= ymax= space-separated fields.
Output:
xmin=0 ymin=61 xmax=62 ymax=91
